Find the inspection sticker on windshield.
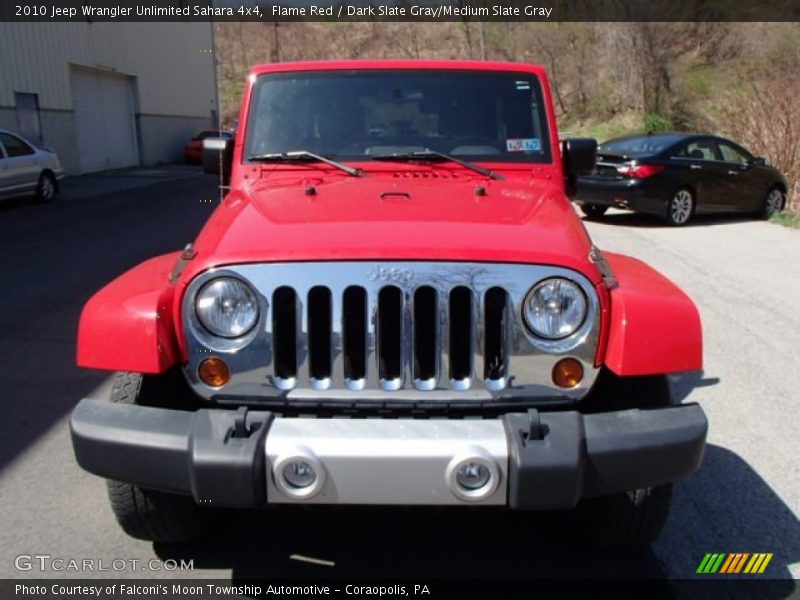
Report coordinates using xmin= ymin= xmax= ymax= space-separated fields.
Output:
xmin=507 ymin=138 xmax=541 ymax=152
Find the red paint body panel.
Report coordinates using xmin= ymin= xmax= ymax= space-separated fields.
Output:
xmin=180 ymin=177 xmax=599 ymax=283
xmin=603 ymin=252 xmax=702 ymax=376
xmin=77 ymin=253 xmax=181 ymax=374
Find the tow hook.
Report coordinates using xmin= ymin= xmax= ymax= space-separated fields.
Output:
xmin=231 ymin=406 xmax=262 ymax=439
xmin=523 ymin=408 xmax=547 ymax=444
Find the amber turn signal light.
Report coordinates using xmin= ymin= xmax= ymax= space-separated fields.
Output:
xmin=198 ymin=356 xmax=230 ymax=387
xmin=552 ymin=358 xmax=583 ymax=388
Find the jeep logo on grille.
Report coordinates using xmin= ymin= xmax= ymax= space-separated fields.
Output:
xmin=367 ymin=266 xmax=414 ymax=283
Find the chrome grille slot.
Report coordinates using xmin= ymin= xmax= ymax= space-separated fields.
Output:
xmin=342 ymin=286 xmax=367 ymax=388
xmin=272 ymin=287 xmax=298 ymax=389
xmin=307 ymin=286 xmax=332 ymax=387
xmin=378 ymin=286 xmax=403 ymax=390
xmin=483 ymin=287 xmax=508 ymax=389
xmin=413 ymin=286 xmax=438 ymax=390
xmin=448 ymin=286 xmax=473 ymax=387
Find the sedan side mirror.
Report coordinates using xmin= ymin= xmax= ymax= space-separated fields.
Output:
xmin=749 ymin=156 xmax=766 ymax=167
xmin=202 ymin=137 xmax=234 ymax=186
xmin=562 ymin=137 xmax=597 ymax=197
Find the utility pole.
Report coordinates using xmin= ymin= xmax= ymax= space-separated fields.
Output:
xmin=272 ymin=22 xmax=281 ymax=62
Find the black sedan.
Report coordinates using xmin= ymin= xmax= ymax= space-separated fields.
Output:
xmin=575 ymin=133 xmax=788 ymax=225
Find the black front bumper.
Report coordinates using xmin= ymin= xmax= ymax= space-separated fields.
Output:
xmin=70 ymin=395 xmax=707 ymax=510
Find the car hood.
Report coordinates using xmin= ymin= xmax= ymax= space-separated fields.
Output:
xmin=184 ymin=171 xmax=600 ymax=284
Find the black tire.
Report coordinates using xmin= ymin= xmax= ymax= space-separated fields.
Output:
xmin=665 ymin=187 xmax=694 ymax=226
xmin=570 ymin=484 xmax=674 ymax=548
xmin=106 ymin=371 xmax=208 ymax=543
xmin=580 ymin=204 xmax=609 ymax=219
xmin=761 ymin=187 xmax=785 ymax=219
xmin=35 ymin=171 xmax=57 ymax=203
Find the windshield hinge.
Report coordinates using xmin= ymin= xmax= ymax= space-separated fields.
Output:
xmin=589 ymin=246 xmax=618 ymax=290
xmin=169 ymin=243 xmax=197 ymax=284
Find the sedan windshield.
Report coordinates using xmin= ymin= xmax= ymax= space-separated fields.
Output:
xmin=244 ymin=70 xmax=552 ymax=164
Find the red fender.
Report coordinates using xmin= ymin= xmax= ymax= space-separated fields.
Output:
xmin=603 ymin=252 xmax=702 ymax=376
xmin=77 ymin=252 xmax=181 ymax=373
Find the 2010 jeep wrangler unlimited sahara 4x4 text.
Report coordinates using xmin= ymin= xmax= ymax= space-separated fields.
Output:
xmin=70 ymin=61 xmax=706 ymax=547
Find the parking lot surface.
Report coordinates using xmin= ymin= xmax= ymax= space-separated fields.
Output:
xmin=0 ymin=178 xmax=797 ymax=592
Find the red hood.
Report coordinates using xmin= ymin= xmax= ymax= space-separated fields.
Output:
xmin=183 ymin=170 xmax=600 ymax=284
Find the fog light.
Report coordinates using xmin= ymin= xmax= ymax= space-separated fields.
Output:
xmin=446 ymin=451 xmax=500 ymax=502
xmin=552 ymin=357 xmax=583 ymax=388
xmin=456 ymin=462 xmax=491 ymax=491
xmin=273 ymin=450 xmax=326 ymax=500
xmin=198 ymin=356 xmax=230 ymax=387
xmin=283 ymin=460 xmax=317 ymax=489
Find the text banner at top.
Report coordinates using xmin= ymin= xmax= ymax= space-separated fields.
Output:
xmin=2 ymin=0 xmax=799 ymax=22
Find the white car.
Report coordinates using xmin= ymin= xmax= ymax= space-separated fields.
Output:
xmin=0 ymin=129 xmax=64 ymax=202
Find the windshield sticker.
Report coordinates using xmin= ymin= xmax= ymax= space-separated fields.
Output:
xmin=515 ymin=80 xmax=531 ymax=90
xmin=507 ymin=138 xmax=541 ymax=152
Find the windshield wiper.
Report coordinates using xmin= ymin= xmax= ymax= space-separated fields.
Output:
xmin=370 ymin=149 xmax=503 ymax=180
xmin=246 ymin=151 xmax=361 ymax=177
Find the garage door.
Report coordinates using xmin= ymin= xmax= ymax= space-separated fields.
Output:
xmin=70 ymin=68 xmax=139 ymax=173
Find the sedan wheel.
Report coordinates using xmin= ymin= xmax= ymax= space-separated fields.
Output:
xmin=580 ymin=204 xmax=609 ymax=220
xmin=667 ymin=188 xmax=693 ymax=226
xmin=762 ymin=188 xmax=785 ymax=219
xmin=36 ymin=172 xmax=57 ymax=203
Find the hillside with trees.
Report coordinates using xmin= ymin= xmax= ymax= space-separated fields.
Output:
xmin=215 ymin=22 xmax=799 ymax=211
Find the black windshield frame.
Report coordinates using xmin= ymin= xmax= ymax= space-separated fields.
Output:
xmin=243 ymin=69 xmax=553 ymax=166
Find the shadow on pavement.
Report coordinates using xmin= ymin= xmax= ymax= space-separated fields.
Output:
xmin=0 ymin=175 xmax=216 ymax=472
xmin=154 ymin=444 xmax=798 ymax=597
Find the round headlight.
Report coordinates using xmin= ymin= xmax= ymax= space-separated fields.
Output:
xmin=195 ymin=277 xmax=259 ymax=338
xmin=523 ymin=278 xmax=587 ymax=340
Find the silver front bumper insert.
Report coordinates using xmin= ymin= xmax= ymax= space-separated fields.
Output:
xmin=265 ymin=417 xmax=508 ymax=505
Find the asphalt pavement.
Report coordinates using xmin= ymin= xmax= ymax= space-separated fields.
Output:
xmin=0 ymin=175 xmax=797 ymax=594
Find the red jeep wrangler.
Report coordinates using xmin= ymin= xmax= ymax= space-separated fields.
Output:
xmin=71 ymin=61 xmax=706 ymax=547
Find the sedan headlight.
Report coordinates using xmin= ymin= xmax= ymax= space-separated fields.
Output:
xmin=195 ymin=277 xmax=259 ymax=338
xmin=523 ymin=278 xmax=587 ymax=340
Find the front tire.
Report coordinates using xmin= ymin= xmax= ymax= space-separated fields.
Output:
xmin=665 ymin=188 xmax=694 ymax=226
xmin=580 ymin=204 xmax=609 ymax=220
xmin=106 ymin=371 xmax=208 ymax=543
xmin=761 ymin=187 xmax=785 ymax=219
xmin=570 ymin=484 xmax=674 ymax=548
xmin=35 ymin=172 xmax=57 ymax=203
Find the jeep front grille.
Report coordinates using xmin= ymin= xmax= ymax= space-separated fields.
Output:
xmin=183 ymin=262 xmax=601 ymax=402
xmin=251 ymin=283 xmax=509 ymax=392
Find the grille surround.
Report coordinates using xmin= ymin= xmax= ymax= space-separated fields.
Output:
xmin=183 ymin=261 xmax=601 ymax=403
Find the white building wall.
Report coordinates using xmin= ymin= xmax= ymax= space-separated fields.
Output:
xmin=0 ymin=22 xmax=217 ymax=173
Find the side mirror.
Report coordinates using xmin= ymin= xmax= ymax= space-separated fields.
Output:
xmin=749 ymin=156 xmax=766 ymax=167
xmin=202 ymin=137 xmax=234 ymax=186
xmin=562 ymin=137 xmax=597 ymax=197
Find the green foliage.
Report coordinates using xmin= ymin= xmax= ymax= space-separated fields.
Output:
xmin=643 ymin=113 xmax=673 ymax=133
xmin=770 ymin=211 xmax=800 ymax=229
xmin=563 ymin=111 xmax=643 ymax=143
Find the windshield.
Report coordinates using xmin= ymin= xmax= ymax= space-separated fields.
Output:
xmin=244 ymin=70 xmax=552 ymax=164
xmin=599 ymin=135 xmax=682 ymax=156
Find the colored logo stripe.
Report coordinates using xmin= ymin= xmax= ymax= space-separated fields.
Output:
xmin=744 ymin=553 xmax=773 ymax=574
xmin=720 ymin=553 xmax=749 ymax=573
xmin=697 ymin=552 xmax=773 ymax=574
xmin=697 ymin=553 xmax=726 ymax=573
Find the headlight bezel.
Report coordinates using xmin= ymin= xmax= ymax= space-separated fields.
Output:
xmin=520 ymin=276 xmax=594 ymax=353
xmin=195 ymin=276 xmax=260 ymax=339
xmin=186 ymin=273 xmax=264 ymax=354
